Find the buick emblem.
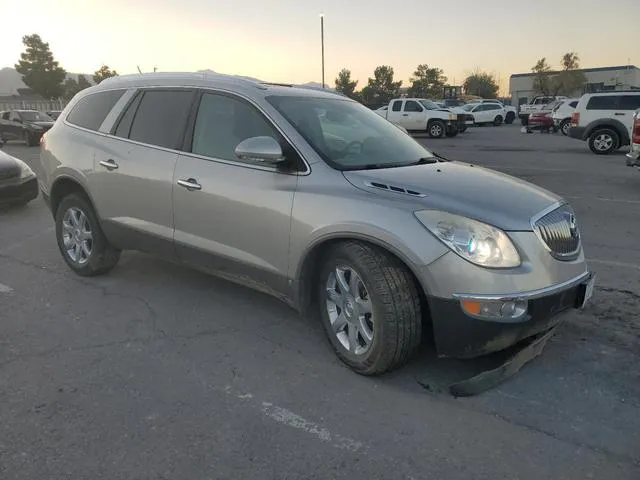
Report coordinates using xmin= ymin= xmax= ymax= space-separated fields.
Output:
xmin=564 ymin=212 xmax=579 ymax=239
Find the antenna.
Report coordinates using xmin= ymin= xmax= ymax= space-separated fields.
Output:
xmin=136 ymin=65 xmax=142 ymax=74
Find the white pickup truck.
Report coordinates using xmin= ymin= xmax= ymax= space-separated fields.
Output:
xmin=382 ymin=98 xmax=463 ymax=138
xmin=519 ymin=95 xmax=567 ymax=125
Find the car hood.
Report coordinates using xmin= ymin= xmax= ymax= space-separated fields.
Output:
xmin=342 ymin=161 xmax=562 ymax=231
xmin=0 ymin=149 xmax=21 ymax=180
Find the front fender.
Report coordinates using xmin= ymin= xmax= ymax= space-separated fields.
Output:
xmin=584 ymin=118 xmax=630 ymax=144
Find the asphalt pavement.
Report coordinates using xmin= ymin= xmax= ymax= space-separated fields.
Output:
xmin=1 ymin=124 xmax=638 ymax=479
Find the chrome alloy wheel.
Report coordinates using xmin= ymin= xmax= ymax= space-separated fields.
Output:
xmin=61 ymin=207 xmax=93 ymax=265
xmin=325 ymin=265 xmax=374 ymax=355
xmin=593 ymin=133 xmax=614 ymax=151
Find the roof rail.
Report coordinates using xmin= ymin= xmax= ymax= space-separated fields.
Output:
xmin=98 ymin=71 xmax=265 ymax=89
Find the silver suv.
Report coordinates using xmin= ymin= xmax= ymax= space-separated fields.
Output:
xmin=38 ymin=72 xmax=594 ymax=375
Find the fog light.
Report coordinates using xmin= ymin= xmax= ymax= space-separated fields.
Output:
xmin=460 ymin=299 xmax=527 ymax=321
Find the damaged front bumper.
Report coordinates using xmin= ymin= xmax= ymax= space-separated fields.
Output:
xmin=428 ymin=271 xmax=595 ymax=359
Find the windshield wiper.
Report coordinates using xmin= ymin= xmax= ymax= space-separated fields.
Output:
xmin=411 ymin=157 xmax=438 ymax=165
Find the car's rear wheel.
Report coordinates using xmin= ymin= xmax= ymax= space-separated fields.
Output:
xmin=505 ymin=112 xmax=515 ymax=124
xmin=560 ymin=119 xmax=570 ymax=136
xmin=588 ymin=128 xmax=619 ymax=155
xmin=493 ymin=115 xmax=503 ymax=126
xmin=427 ymin=120 xmax=445 ymax=138
xmin=520 ymin=116 xmax=528 ymax=126
xmin=55 ymin=193 xmax=120 ymax=276
xmin=317 ymin=242 xmax=422 ymax=376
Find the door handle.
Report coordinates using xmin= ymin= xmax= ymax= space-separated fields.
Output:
xmin=614 ymin=112 xmax=626 ymax=116
xmin=177 ymin=178 xmax=202 ymax=191
xmin=99 ymin=159 xmax=119 ymax=170
xmin=402 ymin=113 xmax=409 ymax=116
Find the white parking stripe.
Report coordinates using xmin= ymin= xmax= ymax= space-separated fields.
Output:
xmin=590 ymin=258 xmax=640 ymax=270
xmin=0 ymin=283 xmax=14 ymax=294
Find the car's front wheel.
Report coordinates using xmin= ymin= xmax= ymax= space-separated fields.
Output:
xmin=493 ymin=115 xmax=503 ymax=126
xmin=55 ymin=193 xmax=120 ymax=276
xmin=505 ymin=112 xmax=515 ymax=124
xmin=560 ymin=119 xmax=570 ymax=136
xmin=427 ymin=120 xmax=445 ymax=138
xmin=318 ymin=242 xmax=422 ymax=375
xmin=588 ymin=128 xmax=619 ymax=155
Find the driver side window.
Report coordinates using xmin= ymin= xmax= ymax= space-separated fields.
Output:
xmin=191 ymin=92 xmax=282 ymax=165
xmin=404 ymin=100 xmax=423 ymax=112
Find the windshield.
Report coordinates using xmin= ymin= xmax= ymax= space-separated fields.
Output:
xmin=548 ymin=101 xmax=563 ymax=112
xmin=267 ymin=95 xmax=434 ymax=170
xmin=418 ymin=100 xmax=441 ymax=110
xmin=19 ymin=111 xmax=53 ymax=122
xmin=462 ymin=104 xmax=477 ymax=111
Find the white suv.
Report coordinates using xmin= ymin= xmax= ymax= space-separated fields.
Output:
xmin=551 ymin=98 xmax=579 ymax=136
xmin=569 ymin=91 xmax=640 ymax=154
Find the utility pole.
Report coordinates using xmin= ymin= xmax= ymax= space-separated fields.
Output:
xmin=320 ymin=13 xmax=325 ymax=88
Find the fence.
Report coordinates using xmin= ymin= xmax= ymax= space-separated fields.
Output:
xmin=0 ymin=99 xmax=67 ymax=112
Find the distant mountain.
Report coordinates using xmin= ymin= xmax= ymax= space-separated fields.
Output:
xmin=0 ymin=67 xmax=94 ymax=96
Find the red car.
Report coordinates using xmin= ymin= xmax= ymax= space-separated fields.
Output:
xmin=526 ymin=111 xmax=556 ymax=132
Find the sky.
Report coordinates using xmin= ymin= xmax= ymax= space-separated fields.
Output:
xmin=2 ymin=0 xmax=639 ymax=95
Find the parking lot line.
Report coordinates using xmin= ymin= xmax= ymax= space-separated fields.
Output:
xmin=0 ymin=283 xmax=13 ymax=294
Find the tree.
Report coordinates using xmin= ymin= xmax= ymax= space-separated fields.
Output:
xmin=531 ymin=57 xmax=552 ymax=95
xmin=334 ymin=68 xmax=358 ymax=99
xmin=462 ymin=71 xmax=499 ymax=98
xmin=550 ymin=52 xmax=587 ymax=96
xmin=15 ymin=34 xmax=66 ymax=99
xmin=93 ymin=65 xmax=119 ymax=84
xmin=408 ymin=64 xmax=447 ymax=99
xmin=64 ymin=74 xmax=92 ymax=100
xmin=360 ymin=66 xmax=402 ymax=106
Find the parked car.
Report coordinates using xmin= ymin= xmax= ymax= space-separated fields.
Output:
xmin=626 ymin=108 xmax=640 ymax=168
xmin=47 ymin=110 xmax=63 ymax=120
xmin=569 ymin=91 xmax=640 ymax=154
xmin=551 ymin=99 xmax=579 ymax=136
xmin=38 ymin=72 xmax=594 ymax=375
xmin=430 ymin=102 xmax=473 ymax=132
xmin=462 ymin=102 xmax=505 ymax=126
xmin=519 ymin=96 xmax=567 ymax=125
xmin=0 ymin=137 xmax=38 ymax=206
xmin=525 ymin=111 xmax=556 ymax=133
xmin=0 ymin=110 xmax=55 ymax=146
xmin=384 ymin=98 xmax=461 ymax=137
xmin=477 ymin=100 xmax=517 ymax=124
xmin=374 ymin=105 xmax=388 ymax=118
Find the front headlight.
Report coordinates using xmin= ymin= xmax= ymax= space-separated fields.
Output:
xmin=15 ymin=158 xmax=35 ymax=179
xmin=414 ymin=210 xmax=520 ymax=268
xmin=448 ymin=114 xmax=457 ymax=120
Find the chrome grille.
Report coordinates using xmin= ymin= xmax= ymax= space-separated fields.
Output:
xmin=533 ymin=204 xmax=581 ymax=260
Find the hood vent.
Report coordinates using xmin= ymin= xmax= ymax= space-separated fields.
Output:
xmin=364 ymin=181 xmax=426 ymax=197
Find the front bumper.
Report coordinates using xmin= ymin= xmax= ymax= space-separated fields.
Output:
xmin=429 ymin=271 xmax=594 ymax=358
xmin=0 ymin=175 xmax=38 ymax=206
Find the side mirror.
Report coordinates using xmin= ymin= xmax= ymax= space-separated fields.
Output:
xmin=234 ymin=136 xmax=287 ymax=165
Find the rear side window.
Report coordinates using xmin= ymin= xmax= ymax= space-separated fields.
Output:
xmin=66 ymin=89 xmax=125 ymax=131
xmin=586 ymin=96 xmax=618 ymax=110
xmin=128 ymin=89 xmax=195 ymax=149
xmin=113 ymin=92 xmax=143 ymax=138
xmin=569 ymin=101 xmax=578 ymax=108
xmin=618 ymin=95 xmax=640 ymax=110
xmin=391 ymin=100 xmax=402 ymax=112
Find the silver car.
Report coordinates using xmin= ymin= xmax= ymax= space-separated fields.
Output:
xmin=38 ymin=72 xmax=595 ymax=375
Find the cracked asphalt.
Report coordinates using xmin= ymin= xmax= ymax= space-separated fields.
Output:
xmin=0 ymin=124 xmax=638 ymax=479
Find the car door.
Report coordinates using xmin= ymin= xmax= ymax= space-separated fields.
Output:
xmin=402 ymin=100 xmax=425 ymax=130
xmin=90 ymin=88 xmax=196 ymax=257
xmin=471 ymin=104 xmax=488 ymax=123
xmin=387 ymin=99 xmax=404 ymax=125
xmin=0 ymin=111 xmax=10 ymax=140
xmin=8 ymin=111 xmax=22 ymax=140
xmin=616 ymin=95 xmax=640 ymax=138
xmin=172 ymin=90 xmax=299 ymax=297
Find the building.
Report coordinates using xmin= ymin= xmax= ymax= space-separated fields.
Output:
xmin=509 ymin=65 xmax=640 ymax=107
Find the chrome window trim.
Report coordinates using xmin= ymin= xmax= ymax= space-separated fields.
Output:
xmin=452 ymin=271 xmax=591 ymax=302
xmin=62 ymin=84 xmax=312 ymax=176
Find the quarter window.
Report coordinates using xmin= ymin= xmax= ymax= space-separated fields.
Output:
xmin=128 ymin=90 xmax=195 ymax=149
xmin=66 ymin=89 xmax=126 ymax=131
xmin=586 ymin=96 xmax=618 ymax=110
xmin=191 ymin=93 xmax=281 ymax=164
xmin=569 ymin=101 xmax=578 ymax=108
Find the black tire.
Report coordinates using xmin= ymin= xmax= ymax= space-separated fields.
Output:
xmin=317 ymin=241 xmax=422 ymax=376
xmin=560 ymin=119 xmax=570 ymax=136
xmin=588 ymin=128 xmax=619 ymax=155
xmin=493 ymin=115 xmax=503 ymax=126
xmin=505 ymin=112 xmax=515 ymax=124
xmin=427 ymin=120 xmax=446 ymax=138
xmin=55 ymin=193 xmax=120 ymax=276
xmin=520 ymin=116 xmax=529 ymax=126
